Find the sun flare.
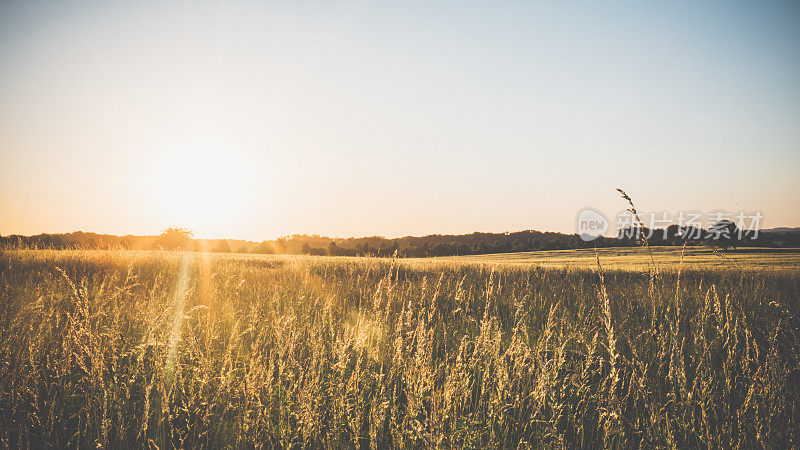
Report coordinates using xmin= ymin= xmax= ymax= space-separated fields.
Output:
xmin=147 ymin=146 xmax=253 ymax=236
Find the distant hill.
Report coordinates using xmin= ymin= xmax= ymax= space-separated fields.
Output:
xmin=763 ymin=227 xmax=800 ymax=234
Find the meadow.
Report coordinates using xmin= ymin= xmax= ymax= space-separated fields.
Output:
xmin=0 ymin=248 xmax=798 ymax=448
xmin=433 ymin=246 xmax=800 ymax=271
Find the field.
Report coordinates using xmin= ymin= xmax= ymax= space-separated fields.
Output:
xmin=1 ymin=248 xmax=799 ymax=448
xmin=430 ymin=246 xmax=800 ymax=271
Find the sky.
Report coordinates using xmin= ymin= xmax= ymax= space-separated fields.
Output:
xmin=1 ymin=1 xmax=799 ymax=240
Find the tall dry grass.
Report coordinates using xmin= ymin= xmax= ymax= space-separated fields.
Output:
xmin=0 ymin=249 xmax=798 ymax=448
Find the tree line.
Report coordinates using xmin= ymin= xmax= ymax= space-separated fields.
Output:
xmin=2 ymin=223 xmax=799 ymax=256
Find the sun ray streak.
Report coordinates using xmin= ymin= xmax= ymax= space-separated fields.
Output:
xmin=165 ymin=255 xmax=190 ymax=386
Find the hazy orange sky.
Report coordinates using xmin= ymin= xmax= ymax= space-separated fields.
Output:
xmin=1 ymin=1 xmax=799 ymax=240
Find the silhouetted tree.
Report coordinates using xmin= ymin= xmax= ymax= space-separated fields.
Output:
xmin=158 ymin=227 xmax=193 ymax=250
xmin=253 ymin=241 xmax=275 ymax=254
xmin=213 ymin=240 xmax=231 ymax=253
xmin=707 ymin=220 xmax=739 ymax=251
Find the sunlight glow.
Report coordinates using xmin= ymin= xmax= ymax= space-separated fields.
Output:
xmin=1 ymin=1 xmax=798 ymax=238
xmin=146 ymin=143 xmax=255 ymax=237
xmin=165 ymin=255 xmax=190 ymax=385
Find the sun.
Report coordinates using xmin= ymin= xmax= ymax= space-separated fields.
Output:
xmin=147 ymin=146 xmax=252 ymax=236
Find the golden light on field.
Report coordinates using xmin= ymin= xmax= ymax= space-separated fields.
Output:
xmin=145 ymin=143 xmax=255 ymax=237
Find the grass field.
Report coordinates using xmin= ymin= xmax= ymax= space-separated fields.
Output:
xmin=1 ymin=248 xmax=799 ymax=448
xmin=429 ymin=246 xmax=800 ymax=271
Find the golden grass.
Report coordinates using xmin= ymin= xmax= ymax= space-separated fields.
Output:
xmin=428 ymin=246 xmax=800 ymax=271
xmin=0 ymin=249 xmax=798 ymax=447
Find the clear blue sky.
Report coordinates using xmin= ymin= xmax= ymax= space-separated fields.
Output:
xmin=1 ymin=1 xmax=798 ymax=239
